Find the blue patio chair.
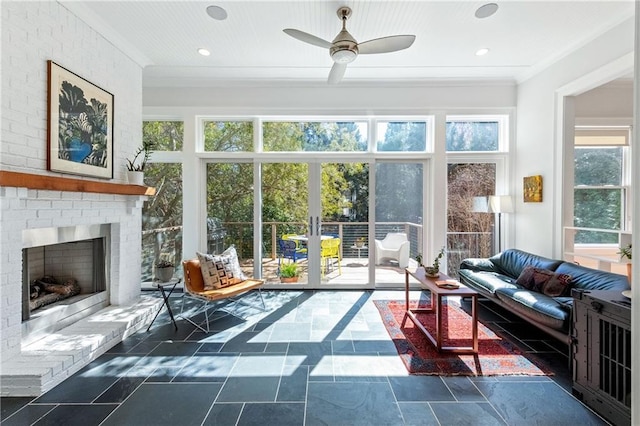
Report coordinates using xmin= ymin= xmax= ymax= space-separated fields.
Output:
xmin=278 ymin=239 xmax=308 ymax=270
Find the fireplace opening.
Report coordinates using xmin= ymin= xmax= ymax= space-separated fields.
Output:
xmin=21 ymin=225 xmax=110 ymax=343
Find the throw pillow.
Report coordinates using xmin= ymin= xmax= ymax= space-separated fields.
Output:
xmin=542 ymin=272 xmax=573 ymax=297
xmin=196 ymin=251 xmax=225 ymax=290
xmin=197 ymin=245 xmax=247 ymax=290
xmin=516 ymin=266 xmax=572 ymax=297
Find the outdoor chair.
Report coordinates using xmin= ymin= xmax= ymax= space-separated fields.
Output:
xmin=278 ymin=238 xmax=308 ymax=264
xmin=374 ymin=232 xmax=410 ymax=268
xmin=320 ymin=237 xmax=342 ymax=278
xmin=180 ymin=258 xmax=265 ymax=333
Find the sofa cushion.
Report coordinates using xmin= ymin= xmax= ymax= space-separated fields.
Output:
xmin=495 ymin=287 xmax=570 ymax=332
xmin=515 ymin=266 xmax=573 ymax=297
xmin=555 ymin=262 xmax=630 ymax=291
xmin=458 ymin=269 xmax=518 ymax=296
xmin=490 ymin=249 xmax=563 ymax=279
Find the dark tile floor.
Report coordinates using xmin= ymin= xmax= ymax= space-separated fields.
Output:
xmin=1 ymin=290 xmax=608 ymax=425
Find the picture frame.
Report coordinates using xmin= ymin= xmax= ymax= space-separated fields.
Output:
xmin=47 ymin=60 xmax=114 ymax=179
xmin=523 ymin=175 xmax=543 ymax=202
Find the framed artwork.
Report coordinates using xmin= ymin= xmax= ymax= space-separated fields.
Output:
xmin=523 ymin=175 xmax=543 ymax=202
xmin=47 ymin=61 xmax=114 ymax=179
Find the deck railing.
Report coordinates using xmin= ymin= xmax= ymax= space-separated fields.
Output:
xmin=142 ymin=221 xmax=492 ymax=281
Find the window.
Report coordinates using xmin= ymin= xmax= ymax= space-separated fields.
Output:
xmin=143 ymin=121 xmax=183 ymax=151
xmin=203 ymin=121 xmax=253 ymax=152
xmin=574 ymin=140 xmax=627 ymax=243
xmin=446 ymin=117 xmax=505 ymax=152
xmin=446 ymin=163 xmax=496 ymax=276
xmin=141 ymin=163 xmax=183 ymax=281
xmin=262 ymin=121 xmax=367 ymax=152
xmin=376 ymin=121 xmax=427 ymax=152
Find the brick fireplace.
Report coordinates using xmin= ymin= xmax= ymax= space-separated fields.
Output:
xmin=0 ymin=173 xmax=162 ymax=396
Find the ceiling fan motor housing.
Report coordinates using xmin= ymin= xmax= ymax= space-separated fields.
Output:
xmin=330 ymin=29 xmax=358 ymax=63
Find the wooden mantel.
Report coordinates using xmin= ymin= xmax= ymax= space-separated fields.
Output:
xmin=0 ymin=171 xmax=156 ymax=196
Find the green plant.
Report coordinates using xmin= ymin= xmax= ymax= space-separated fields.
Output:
xmin=156 ymin=259 xmax=174 ymax=268
xmin=126 ymin=140 xmax=154 ymax=171
xmin=279 ymin=262 xmax=299 ymax=278
xmin=424 ymin=247 xmax=445 ymax=274
xmin=415 ymin=253 xmax=424 ymax=267
xmin=618 ymin=244 xmax=632 ymax=260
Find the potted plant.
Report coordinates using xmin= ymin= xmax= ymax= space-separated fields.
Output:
xmin=355 ymin=236 xmax=366 ymax=248
xmin=423 ymin=247 xmax=445 ymax=278
xmin=125 ymin=140 xmax=154 ymax=185
xmin=279 ymin=262 xmax=300 ymax=283
xmin=618 ymin=244 xmax=632 ymax=282
xmin=155 ymin=259 xmax=175 ymax=282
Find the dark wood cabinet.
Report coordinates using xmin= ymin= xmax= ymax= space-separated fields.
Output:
xmin=572 ymin=289 xmax=631 ymax=426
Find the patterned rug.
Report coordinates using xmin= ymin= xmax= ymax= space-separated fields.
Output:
xmin=374 ymin=299 xmax=553 ymax=376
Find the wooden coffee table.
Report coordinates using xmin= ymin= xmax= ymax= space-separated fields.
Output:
xmin=404 ymin=268 xmax=478 ymax=354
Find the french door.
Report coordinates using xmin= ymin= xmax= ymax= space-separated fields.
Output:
xmin=259 ymin=161 xmax=372 ymax=288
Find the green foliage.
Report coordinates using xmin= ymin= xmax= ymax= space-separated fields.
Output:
xmin=573 ymin=188 xmax=621 ymax=243
xmin=574 ymin=147 xmax=622 ymax=186
xmin=143 ymin=121 xmax=183 ymax=151
xmin=126 ymin=139 xmax=154 ymax=171
xmin=204 ymin=121 xmax=253 ymax=151
xmin=446 ymin=121 xmax=499 ymax=151
xmin=377 ymin=122 xmax=426 ymax=152
xmin=279 ymin=262 xmax=299 ymax=278
xmin=618 ymin=244 xmax=632 ymax=260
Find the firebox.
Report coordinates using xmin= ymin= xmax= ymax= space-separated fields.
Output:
xmin=21 ymin=224 xmax=110 ymax=344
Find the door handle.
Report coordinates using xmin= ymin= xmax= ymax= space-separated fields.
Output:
xmin=316 ymin=216 xmax=320 ymax=236
xmin=309 ymin=216 xmax=313 ymax=236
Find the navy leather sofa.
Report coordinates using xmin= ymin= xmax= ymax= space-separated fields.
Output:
xmin=459 ymin=249 xmax=630 ymax=343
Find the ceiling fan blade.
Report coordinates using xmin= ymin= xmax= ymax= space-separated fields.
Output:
xmin=328 ymin=62 xmax=347 ymax=84
xmin=283 ymin=29 xmax=332 ymax=49
xmin=357 ymin=35 xmax=416 ymax=54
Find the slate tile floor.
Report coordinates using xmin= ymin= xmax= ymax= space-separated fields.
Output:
xmin=1 ymin=290 xmax=608 ymax=425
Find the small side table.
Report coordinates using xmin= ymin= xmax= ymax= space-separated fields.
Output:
xmin=147 ymin=278 xmax=180 ymax=332
xmin=350 ymin=245 xmax=368 ymax=259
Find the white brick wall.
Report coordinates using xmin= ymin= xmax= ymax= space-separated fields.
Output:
xmin=1 ymin=0 xmax=146 ymax=368
xmin=1 ymin=1 xmax=143 ymax=182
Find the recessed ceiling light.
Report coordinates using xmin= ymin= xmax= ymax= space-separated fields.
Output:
xmin=198 ymin=48 xmax=211 ymax=56
xmin=476 ymin=48 xmax=490 ymax=56
xmin=475 ymin=3 xmax=498 ymax=19
xmin=206 ymin=5 xmax=228 ymax=20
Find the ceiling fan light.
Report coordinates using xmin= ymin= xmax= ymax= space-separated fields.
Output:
xmin=332 ymin=49 xmax=357 ymax=64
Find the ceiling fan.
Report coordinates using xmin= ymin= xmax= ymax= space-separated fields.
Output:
xmin=283 ymin=6 xmax=416 ymax=84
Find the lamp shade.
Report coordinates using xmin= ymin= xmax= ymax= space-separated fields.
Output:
xmin=472 ymin=196 xmax=489 ymax=213
xmin=488 ymin=195 xmax=513 ymax=213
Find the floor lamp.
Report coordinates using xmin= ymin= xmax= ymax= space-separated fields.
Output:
xmin=488 ymin=195 xmax=513 ymax=253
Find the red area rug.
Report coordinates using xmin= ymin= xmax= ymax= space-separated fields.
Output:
xmin=374 ymin=299 xmax=553 ymax=376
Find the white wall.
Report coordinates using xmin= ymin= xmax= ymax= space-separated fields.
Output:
xmin=1 ymin=0 xmax=143 ymax=182
xmin=0 ymin=1 xmax=145 ymax=360
xmin=515 ymin=17 xmax=634 ymax=258
xmin=144 ymin=82 xmax=517 ymax=111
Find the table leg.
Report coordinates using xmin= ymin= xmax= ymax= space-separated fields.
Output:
xmin=402 ymin=269 xmax=410 ymax=327
xmin=435 ymin=293 xmax=442 ymax=350
xmin=471 ymin=294 xmax=478 ymax=353
xmin=162 ymin=285 xmax=178 ymax=330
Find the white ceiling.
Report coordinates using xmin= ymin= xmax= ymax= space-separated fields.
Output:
xmin=61 ymin=1 xmax=635 ymax=87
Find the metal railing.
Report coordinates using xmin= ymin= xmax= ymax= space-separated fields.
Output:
xmin=141 ymin=222 xmax=492 ymax=281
